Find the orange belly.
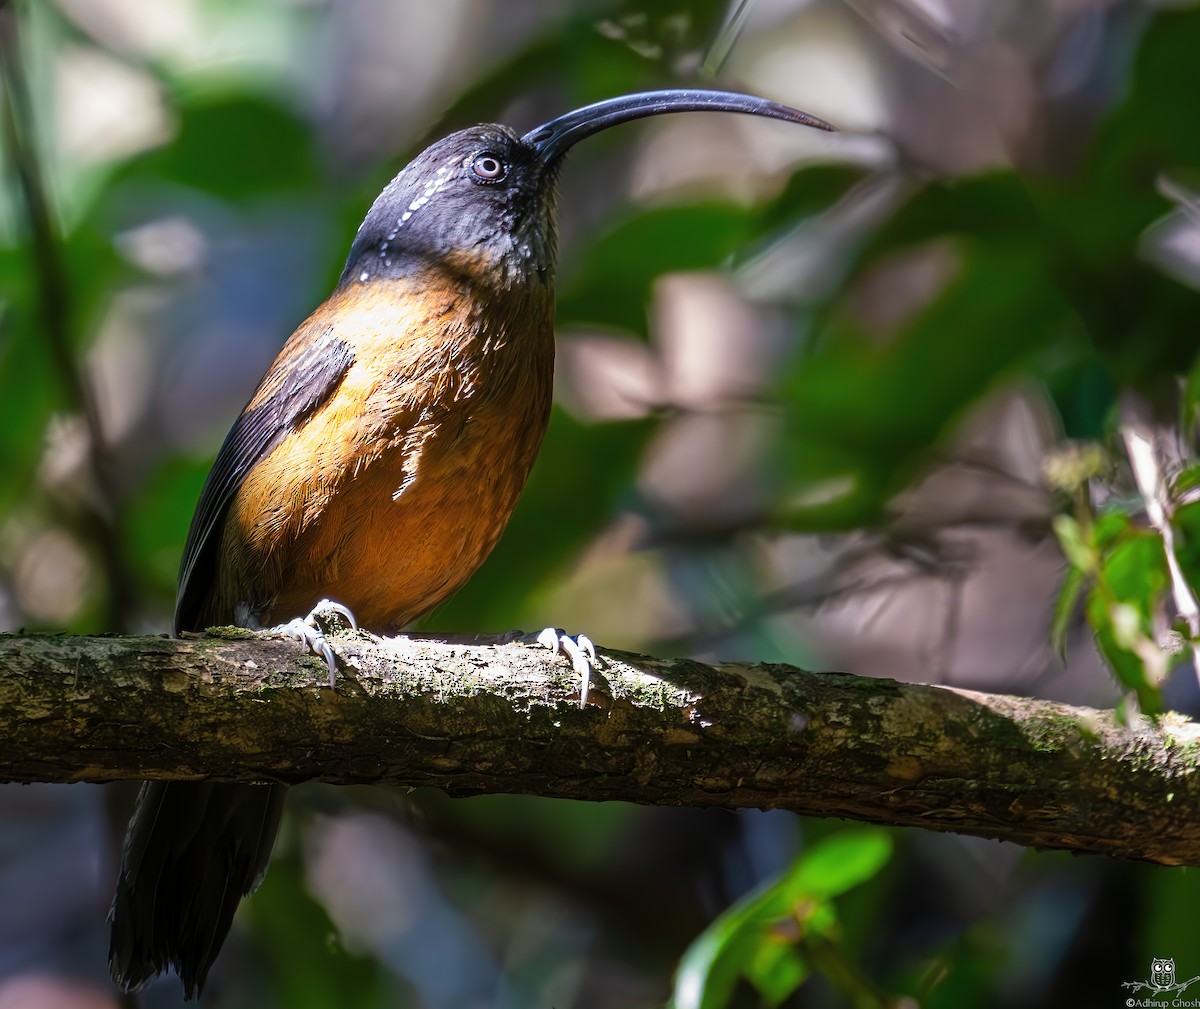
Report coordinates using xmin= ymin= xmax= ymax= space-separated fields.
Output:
xmin=215 ymin=354 xmax=552 ymax=631
xmin=268 ymin=409 xmax=545 ymax=628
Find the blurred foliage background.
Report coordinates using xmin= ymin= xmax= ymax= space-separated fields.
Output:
xmin=3 ymin=0 xmax=1200 ymax=1006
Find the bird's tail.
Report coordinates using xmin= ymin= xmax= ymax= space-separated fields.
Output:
xmin=108 ymin=781 xmax=287 ymax=999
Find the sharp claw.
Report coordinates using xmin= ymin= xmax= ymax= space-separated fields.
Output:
xmin=319 ymin=641 xmax=337 ymax=688
xmin=310 ymin=598 xmax=358 ymax=632
xmin=577 ymin=634 xmax=597 ymax=665
xmin=535 ymin=627 xmax=598 ymax=708
xmin=274 ymin=599 xmax=357 ymax=688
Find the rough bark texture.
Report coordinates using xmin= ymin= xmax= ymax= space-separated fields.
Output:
xmin=2 ymin=628 xmax=1198 ymax=865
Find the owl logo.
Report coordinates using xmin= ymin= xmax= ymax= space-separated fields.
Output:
xmin=1151 ymin=958 xmax=1176 ymax=988
xmin=1122 ymin=956 xmax=1197 ymax=995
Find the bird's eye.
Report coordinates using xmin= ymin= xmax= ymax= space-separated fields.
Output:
xmin=470 ymin=152 xmax=507 ymax=183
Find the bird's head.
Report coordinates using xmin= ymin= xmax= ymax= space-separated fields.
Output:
xmin=342 ymin=89 xmax=834 ymax=290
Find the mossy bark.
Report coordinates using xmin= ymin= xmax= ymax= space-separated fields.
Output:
xmin=2 ymin=629 xmax=1198 ymax=865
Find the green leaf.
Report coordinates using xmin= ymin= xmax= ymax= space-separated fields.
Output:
xmin=1086 ymin=526 xmax=1172 ymax=711
xmin=1092 ymin=508 xmax=1131 ymax=549
xmin=747 ymin=938 xmax=810 ymax=1007
xmin=671 ymin=829 xmax=892 ymax=1009
xmin=784 ymin=829 xmax=893 ymax=902
xmin=1085 ymin=590 xmax=1164 ymax=714
xmin=1171 ymin=498 xmax=1200 ymax=590
xmin=1052 ymin=514 xmax=1095 ymax=573
xmin=1102 ymin=528 xmax=1169 ymax=605
xmin=674 ymin=905 xmax=768 ymax=1009
xmin=1184 ymin=357 xmax=1200 ymax=438
xmin=1172 ymin=463 xmax=1200 ymax=498
xmin=1051 ymin=565 xmax=1086 ymax=658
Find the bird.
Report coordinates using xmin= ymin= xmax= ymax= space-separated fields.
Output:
xmin=107 ymin=88 xmax=834 ymax=998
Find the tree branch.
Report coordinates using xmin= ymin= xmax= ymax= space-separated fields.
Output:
xmin=3 ymin=629 xmax=1198 ymax=865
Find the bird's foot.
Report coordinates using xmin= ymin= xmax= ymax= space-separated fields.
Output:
xmin=273 ymin=598 xmax=357 ymax=688
xmin=534 ymin=627 xmax=606 ymax=708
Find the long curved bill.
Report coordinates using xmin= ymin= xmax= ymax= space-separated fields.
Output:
xmin=521 ymin=88 xmax=835 ymax=162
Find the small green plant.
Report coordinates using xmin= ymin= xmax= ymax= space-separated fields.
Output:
xmin=672 ymin=828 xmax=894 ymax=1009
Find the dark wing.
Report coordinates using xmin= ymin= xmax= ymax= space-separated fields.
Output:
xmin=173 ymin=321 xmax=355 ymax=634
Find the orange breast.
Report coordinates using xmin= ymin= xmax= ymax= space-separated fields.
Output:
xmin=212 ymin=272 xmax=555 ymax=631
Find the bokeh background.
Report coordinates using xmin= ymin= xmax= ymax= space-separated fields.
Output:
xmin=2 ymin=0 xmax=1199 ymax=1006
